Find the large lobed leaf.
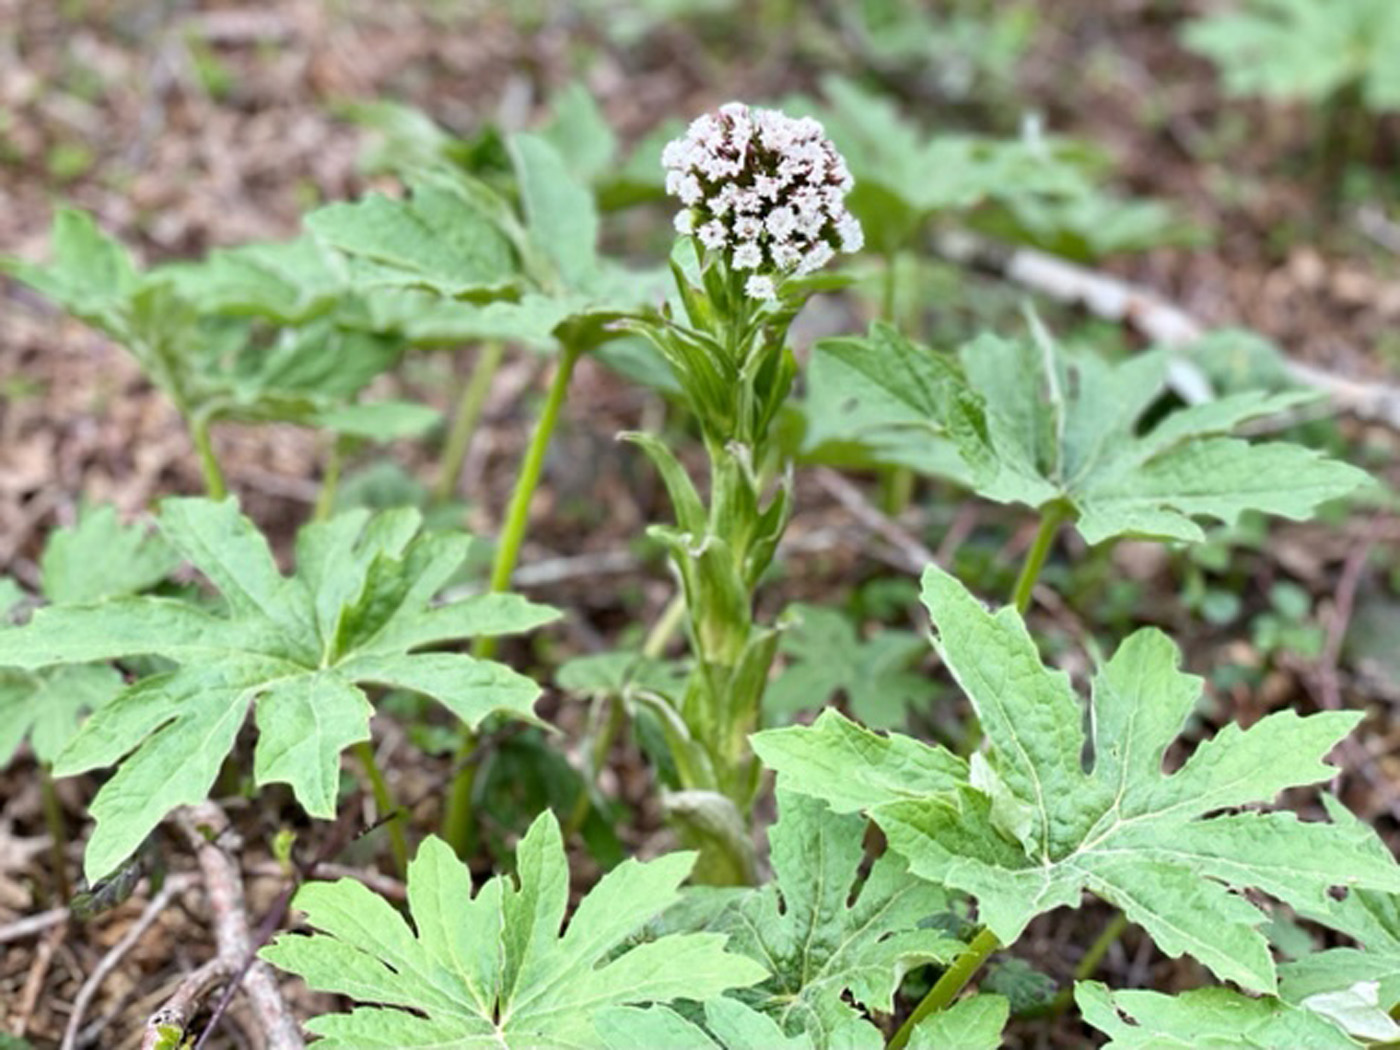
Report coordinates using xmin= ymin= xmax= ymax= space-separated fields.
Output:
xmin=756 ymin=567 xmax=1400 ymax=992
xmin=0 ymin=498 xmax=557 ymax=881
xmin=262 ymin=811 xmax=767 ymax=1047
xmin=808 ymin=322 xmax=1371 ymax=545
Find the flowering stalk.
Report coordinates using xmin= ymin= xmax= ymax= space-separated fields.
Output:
xmin=627 ymin=103 xmax=863 ymax=881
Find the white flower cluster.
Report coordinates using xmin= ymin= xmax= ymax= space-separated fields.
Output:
xmin=662 ymin=102 xmax=864 ymax=300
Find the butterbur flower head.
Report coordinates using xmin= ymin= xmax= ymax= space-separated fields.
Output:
xmin=663 ymin=102 xmax=864 ymax=299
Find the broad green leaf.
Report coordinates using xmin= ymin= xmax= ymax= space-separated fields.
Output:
xmin=153 ymin=235 xmax=347 ymax=323
xmin=0 ymin=208 xmax=137 ymax=329
xmin=865 ymin=567 xmax=1400 ymax=992
xmin=596 ymin=999 xmax=815 ymax=1049
xmin=766 ymin=603 xmax=936 ymax=729
xmin=262 ymin=814 xmax=767 ymax=1047
xmin=906 ymin=993 xmax=1010 ymax=1050
xmin=538 ymin=83 xmax=619 ymax=187
xmin=753 ymin=707 xmax=968 ymax=814
xmin=0 ymin=664 xmax=123 ymax=768
xmin=313 ymin=400 xmax=442 ymax=440
xmin=959 ymin=330 xmax=1368 ymax=544
xmin=677 ymin=791 xmax=963 ymax=1047
xmin=39 ymin=504 xmax=178 ymax=605
xmin=306 ymin=186 xmax=516 ymax=297
xmin=1075 ymin=981 xmax=1357 ymax=1048
xmin=801 ymin=322 xmax=984 ymax=485
xmin=0 ymin=498 xmax=556 ymax=881
xmin=1182 ymin=0 xmax=1400 ymax=111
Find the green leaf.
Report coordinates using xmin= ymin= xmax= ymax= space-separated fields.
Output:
xmin=39 ymin=504 xmax=179 ymax=605
xmin=1076 ymin=981 xmax=1357 ymax=1048
xmin=152 ymin=235 xmax=347 ymax=324
xmin=596 ymin=999 xmax=815 ymax=1049
xmin=801 ymin=322 xmax=984 ymax=486
xmin=868 ymin=566 xmax=1400 ymax=992
xmin=262 ymin=814 xmax=767 ymax=1047
xmin=509 ymin=132 xmax=601 ymax=293
xmin=766 ymin=603 xmax=936 ymax=729
xmin=954 ymin=329 xmax=1370 ymax=544
xmin=1182 ymin=0 xmax=1400 ymax=111
xmin=538 ymin=82 xmax=618 ymax=189
xmin=0 ymin=208 xmax=137 ymax=329
xmin=0 ymin=664 xmax=123 ymax=768
xmin=677 ymin=791 xmax=963 ymax=1046
xmin=313 ymin=400 xmax=443 ymax=440
xmin=0 ymin=498 xmax=555 ymax=881
xmin=753 ymin=707 xmax=968 ymax=814
xmin=306 ymin=186 xmax=516 ymax=297
xmin=906 ymin=993 xmax=1010 ymax=1050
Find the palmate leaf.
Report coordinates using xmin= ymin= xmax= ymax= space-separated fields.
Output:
xmin=813 ymin=322 xmax=1371 ymax=545
xmin=1076 ymin=982 xmax=1357 ymax=1049
xmin=262 ymin=812 xmax=767 ymax=1048
xmin=765 ymin=604 xmax=936 ymax=730
xmin=0 ymin=498 xmax=557 ymax=881
xmin=669 ymin=792 xmax=964 ymax=1047
xmin=756 ymin=567 xmax=1400 ymax=993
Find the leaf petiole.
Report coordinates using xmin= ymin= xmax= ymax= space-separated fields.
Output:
xmin=890 ymin=926 xmax=1001 ymax=1050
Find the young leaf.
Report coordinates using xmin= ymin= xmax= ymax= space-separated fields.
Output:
xmin=682 ymin=791 xmax=964 ymax=1046
xmin=1076 ymin=982 xmax=1356 ymax=1049
xmin=766 ymin=603 xmax=936 ymax=729
xmin=261 ymin=813 xmax=767 ymax=1047
xmin=0 ymin=498 xmax=557 ymax=881
xmin=0 ymin=665 xmax=123 ymax=769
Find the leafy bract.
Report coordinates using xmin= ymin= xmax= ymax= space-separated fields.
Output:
xmin=1183 ymin=0 xmax=1400 ymax=111
xmin=766 ymin=603 xmax=935 ymax=730
xmin=812 ymin=322 xmax=1371 ymax=545
xmin=262 ymin=813 xmax=766 ymax=1047
xmin=1076 ymin=982 xmax=1357 ymax=1049
xmin=0 ymin=498 xmax=557 ymax=881
xmin=673 ymin=792 xmax=963 ymax=1047
xmin=758 ymin=567 xmax=1400 ymax=993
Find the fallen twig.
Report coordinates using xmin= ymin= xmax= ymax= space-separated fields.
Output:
xmin=814 ymin=467 xmax=939 ymax=573
xmin=60 ymin=873 xmax=198 ymax=1050
xmin=13 ymin=918 xmax=65 ymax=1039
xmin=176 ymin=804 xmax=304 ymax=1050
xmin=935 ymin=229 xmax=1400 ymax=428
xmin=139 ymin=957 xmax=234 ymax=1050
xmin=0 ymin=905 xmax=68 ymax=945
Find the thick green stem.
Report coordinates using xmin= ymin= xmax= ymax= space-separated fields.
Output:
xmin=442 ymin=342 xmax=583 ymax=856
xmin=353 ymin=739 xmax=408 ymax=879
xmin=434 ymin=340 xmax=506 ymax=504
xmin=313 ymin=436 xmax=345 ymax=523
xmin=1011 ymin=504 xmax=1066 ymax=615
xmin=40 ymin=766 xmax=70 ymax=904
xmin=190 ymin=414 xmax=227 ymax=500
xmin=890 ymin=927 xmax=1001 ymax=1050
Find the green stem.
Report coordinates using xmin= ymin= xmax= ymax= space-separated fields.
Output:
xmin=313 ymin=436 xmax=345 ymax=523
xmin=1011 ymin=504 xmax=1066 ymax=615
xmin=1046 ymin=912 xmax=1130 ymax=1017
xmin=434 ymin=340 xmax=506 ymax=504
xmin=442 ymin=341 xmax=583 ymax=856
xmin=891 ymin=927 xmax=1001 ymax=1049
xmin=190 ymin=414 xmax=227 ymax=500
xmin=40 ymin=766 xmax=70 ymax=904
xmin=353 ymin=740 xmax=408 ymax=879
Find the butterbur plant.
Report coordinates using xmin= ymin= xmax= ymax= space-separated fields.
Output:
xmin=623 ymin=103 xmax=866 ymax=881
